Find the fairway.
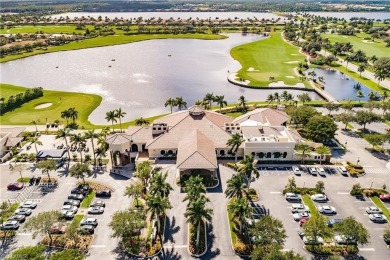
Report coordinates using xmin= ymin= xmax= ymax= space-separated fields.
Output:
xmin=323 ymin=33 xmax=390 ymax=58
xmin=230 ymin=32 xmax=305 ymax=87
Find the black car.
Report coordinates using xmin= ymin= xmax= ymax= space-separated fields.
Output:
xmin=77 ymin=184 xmax=92 ymax=192
xmin=96 ymin=190 xmax=111 ymax=198
xmin=71 ymin=188 xmax=87 ymax=195
xmin=78 ymin=225 xmax=95 ymax=234
xmin=29 ymin=176 xmax=41 ymax=186
xmin=8 ymin=214 xmax=26 ymax=223
xmin=68 ymin=194 xmax=85 ymax=201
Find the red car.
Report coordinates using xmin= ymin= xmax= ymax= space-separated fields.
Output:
xmin=299 ymin=218 xmax=310 ymax=227
xmin=380 ymin=194 xmax=390 ymax=201
xmin=7 ymin=183 xmax=24 ymax=191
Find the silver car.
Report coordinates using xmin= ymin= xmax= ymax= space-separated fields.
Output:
xmin=318 ymin=205 xmax=337 ymax=214
xmin=61 ymin=205 xmax=78 ymax=214
xmin=87 ymin=206 xmax=104 ymax=214
xmin=291 ymin=203 xmax=310 ymax=213
xmin=292 ymin=166 xmax=301 ymax=175
xmin=365 ymin=206 xmax=383 ymax=214
xmin=20 ymin=200 xmax=37 ymax=209
xmin=15 ymin=208 xmax=32 ymax=216
xmin=311 ymin=194 xmax=328 ymax=202
xmin=1 ymin=220 xmax=20 ymax=230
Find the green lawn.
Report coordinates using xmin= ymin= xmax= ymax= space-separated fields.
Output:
xmin=230 ymin=32 xmax=306 ymax=87
xmin=302 ymin=195 xmax=319 ymax=216
xmin=16 ymin=177 xmax=31 ymax=183
xmin=80 ymin=191 xmax=95 ymax=208
xmin=371 ymin=196 xmax=390 ymax=221
xmin=0 ymin=25 xmax=94 ymax=35
xmin=1 ymin=33 xmax=227 ymax=63
xmin=73 ymin=214 xmax=84 ymax=226
xmin=323 ymin=33 xmax=390 ymax=59
xmin=2 ymin=203 xmax=20 ymax=221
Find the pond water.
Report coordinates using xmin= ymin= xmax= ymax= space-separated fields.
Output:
xmin=306 ymin=12 xmax=390 ymax=20
xmin=309 ymin=68 xmax=372 ymax=102
xmin=0 ymin=33 xmax=321 ymax=124
xmin=50 ymin=12 xmax=283 ymax=21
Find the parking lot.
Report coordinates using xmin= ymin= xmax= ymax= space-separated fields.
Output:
xmin=251 ymin=165 xmax=390 ymax=259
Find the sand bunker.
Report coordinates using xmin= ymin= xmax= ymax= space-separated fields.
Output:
xmin=362 ymin=40 xmax=374 ymax=43
xmin=247 ymin=67 xmax=259 ymax=72
xmin=290 ymin=54 xmax=299 ymax=56
xmin=285 ymin=76 xmax=295 ymax=78
xmin=35 ymin=103 xmax=52 ymax=109
xmin=284 ymin=61 xmax=299 ymax=64
xmin=268 ymin=81 xmax=305 ymax=88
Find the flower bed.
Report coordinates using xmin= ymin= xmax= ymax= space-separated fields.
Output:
xmin=78 ymin=181 xmax=114 ymax=192
xmin=188 ymin=221 xmax=206 ymax=255
xmin=40 ymin=177 xmax=58 ymax=183
xmin=41 ymin=234 xmax=93 ymax=250
xmin=346 ymin=162 xmax=365 ymax=177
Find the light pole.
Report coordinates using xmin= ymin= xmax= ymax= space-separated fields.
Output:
xmin=370 ymin=181 xmax=373 ymax=189
xmin=345 ymin=140 xmax=348 ymax=149
xmin=357 ymin=157 xmax=360 ymax=165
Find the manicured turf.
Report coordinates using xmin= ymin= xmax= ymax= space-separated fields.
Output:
xmin=322 ymin=33 xmax=390 ymax=59
xmin=302 ymin=195 xmax=319 ymax=216
xmin=0 ymin=84 xmax=29 ymax=99
xmin=1 ymin=33 xmax=227 ymax=62
xmin=0 ymin=25 xmax=94 ymax=35
xmin=371 ymin=196 xmax=390 ymax=221
xmin=80 ymin=191 xmax=95 ymax=208
xmin=230 ymin=32 xmax=306 ymax=87
xmin=73 ymin=214 xmax=84 ymax=226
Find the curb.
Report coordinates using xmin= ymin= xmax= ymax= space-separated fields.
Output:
xmin=187 ymin=222 xmax=207 ymax=257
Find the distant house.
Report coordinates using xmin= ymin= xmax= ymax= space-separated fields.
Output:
xmin=0 ymin=127 xmax=25 ymax=161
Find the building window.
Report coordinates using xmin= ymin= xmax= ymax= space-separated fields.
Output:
xmin=168 ymin=150 xmax=173 ymax=155
xmin=266 ymin=152 xmax=271 ymax=158
xmin=251 ymin=152 xmax=255 ymax=156
xmin=220 ymin=150 xmax=225 ymax=156
xmin=283 ymin=152 xmax=287 ymax=158
xmin=160 ymin=150 xmax=165 ymax=155
xmin=158 ymin=127 xmax=161 ymax=130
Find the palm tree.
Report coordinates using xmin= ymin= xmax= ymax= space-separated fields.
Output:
xmin=146 ymin=192 xmax=172 ymax=240
xmin=281 ymin=91 xmax=289 ymax=103
xmin=36 ymin=159 xmax=56 ymax=182
xmin=184 ymin=196 xmax=213 ymax=247
xmin=70 ymin=133 xmax=86 ymax=163
xmin=84 ymin=130 xmax=99 ymax=166
xmin=61 ymin=110 xmax=70 ymax=126
xmin=356 ymin=91 xmax=364 ymax=103
xmin=315 ymin=146 xmax=331 ymax=165
xmin=69 ymin=163 xmax=91 ymax=183
xmin=175 ymin=96 xmax=187 ymax=111
xmin=31 ymin=119 xmax=40 ymax=133
xmin=226 ymin=133 xmax=244 ymax=163
xmin=296 ymin=144 xmax=312 ymax=163
xmin=215 ymin=95 xmax=227 ymax=111
xmin=308 ymin=70 xmax=317 ymax=81
xmin=28 ymin=137 xmax=42 ymax=154
xmin=115 ymin=108 xmax=126 ymax=133
xmin=375 ymin=70 xmax=386 ymax=87
xmin=203 ymin=93 xmax=215 ymax=109
xmin=135 ymin=117 xmax=150 ymax=126
xmin=67 ymin=107 xmax=78 ymax=123
xmin=266 ymin=94 xmax=274 ymax=104
xmin=228 ymin=197 xmax=252 ymax=233
xmin=381 ymin=91 xmax=389 ymax=102
xmin=124 ymin=181 xmax=144 ymax=207
xmin=55 ymin=129 xmax=71 ymax=159
xmin=345 ymin=55 xmax=353 ymax=71
xmin=358 ymin=63 xmax=366 ymax=77
xmin=94 ymin=147 xmax=107 ymax=167
xmin=238 ymin=95 xmax=247 ymax=112
xmin=105 ymin=110 xmax=117 ymax=132
xmin=237 ymin=155 xmax=259 ymax=188
xmin=225 ymin=174 xmax=248 ymax=199
xmin=370 ymin=55 xmax=378 ymax=65
xmin=148 ymin=172 xmax=173 ymax=197
xmin=183 ymin=176 xmax=208 ymax=203
xmin=164 ymin=98 xmax=177 ymax=113
xmin=273 ymin=92 xmax=281 ymax=104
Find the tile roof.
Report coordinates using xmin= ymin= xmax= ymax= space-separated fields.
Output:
xmin=287 ymin=129 xmax=303 ymax=142
xmin=4 ymin=137 xmax=23 ymax=147
xmin=126 ymin=126 xmax=153 ymax=144
xmin=232 ymin=108 xmax=288 ymax=126
xmin=106 ymin=133 xmax=132 ymax=145
xmin=0 ymin=127 xmax=25 ymax=137
xmin=176 ymin=130 xmax=217 ymax=170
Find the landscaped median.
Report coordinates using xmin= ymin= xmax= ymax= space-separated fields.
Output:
xmin=188 ymin=221 xmax=207 ymax=256
xmin=371 ymin=197 xmax=390 ymax=220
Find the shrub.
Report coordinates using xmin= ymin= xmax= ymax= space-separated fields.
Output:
xmin=233 ymin=240 xmax=252 ymax=255
xmin=350 ymin=183 xmax=363 ymax=195
xmin=226 ymin=162 xmax=238 ymax=171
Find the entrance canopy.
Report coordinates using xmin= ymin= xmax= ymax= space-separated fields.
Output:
xmin=36 ymin=149 xmax=66 ymax=160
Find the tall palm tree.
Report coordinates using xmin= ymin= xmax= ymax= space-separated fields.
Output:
xmin=69 ymin=163 xmax=91 ymax=183
xmin=266 ymin=94 xmax=274 ymax=104
xmin=67 ymin=107 xmax=78 ymax=123
xmin=281 ymin=91 xmax=289 ymax=103
xmin=345 ymin=55 xmax=353 ymax=71
xmin=61 ymin=110 xmax=70 ymax=126
xmin=183 ymin=176 xmax=208 ymax=203
xmin=238 ymin=95 xmax=247 ymax=112
xmin=175 ymin=97 xmax=187 ymax=111
xmin=36 ymin=159 xmax=56 ymax=182
xmin=226 ymin=133 xmax=244 ymax=163
xmin=115 ymin=108 xmax=126 ymax=133
xmin=84 ymin=130 xmax=99 ymax=166
xmin=356 ymin=91 xmax=364 ymax=103
xmin=124 ymin=181 xmax=144 ymax=207
xmin=296 ymin=144 xmax=312 ymax=163
xmin=28 ymin=137 xmax=42 ymax=154
xmin=135 ymin=117 xmax=150 ymax=126
xmin=146 ymin=192 xmax=172 ymax=240
xmin=358 ymin=63 xmax=366 ymax=77
xmin=238 ymin=155 xmax=259 ymax=188
xmin=215 ymin=95 xmax=227 ymax=111
xmin=55 ymin=128 xmax=71 ymax=159
xmin=105 ymin=110 xmax=117 ymax=132
xmin=225 ymin=174 xmax=248 ymax=199
xmin=97 ymin=136 xmax=109 ymax=152
xmin=315 ymin=145 xmax=331 ymax=165
xmin=273 ymin=92 xmax=281 ymax=104
xmin=100 ymin=126 xmax=111 ymax=138
xmin=228 ymin=197 xmax=252 ymax=233
xmin=70 ymin=133 xmax=86 ymax=163
xmin=375 ymin=70 xmax=386 ymax=87
xmin=184 ymin=196 xmax=213 ymax=247
xmin=164 ymin=98 xmax=177 ymax=113
xmin=203 ymin=93 xmax=215 ymax=109
xmin=94 ymin=147 xmax=107 ymax=167
xmin=148 ymin=172 xmax=173 ymax=197
xmin=31 ymin=119 xmax=40 ymax=133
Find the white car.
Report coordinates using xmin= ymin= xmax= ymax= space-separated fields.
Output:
xmin=318 ymin=205 xmax=337 ymax=214
xmin=303 ymin=236 xmax=324 ymax=245
xmin=309 ymin=167 xmax=317 ymax=175
xmin=334 ymin=235 xmax=356 ymax=245
xmin=311 ymin=194 xmax=328 ymax=202
xmin=291 ymin=203 xmax=310 ymax=213
xmin=62 ymin=210 xmax=75 ymax=220
xmin=15 ymin=208 xmax=32 ymax=216
xmin=317 ymin=167 xmax=326 ymax=176
xmin=20 ymin=200 xmax=37 ymax=209
xmin=366 ymin=206 xmax=383 ymax=214
xmin=292 ymin=166 xmax=301 ymax=175
xmin=61 ymin=205 xmax=78 ymax=214
xmin=293 ymin=212 xmax=311 ymax=221
xmin=285 ymin=193 xmax=301 ymax=202
xmin=337 ymin=166 xmax=348 ymax=175
xmin=1 ymin=220 xmax=20 ymax=230
xmin=80 ymin=218 xmax=98 ymax=226
xmin=87 ymin=206 xmax=104 ymax=214
xmin=369 ymin=214 xmax=387 ymax=223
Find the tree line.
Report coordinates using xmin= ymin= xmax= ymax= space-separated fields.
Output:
xmin=0 ymin=87 xmax=43 ymax=115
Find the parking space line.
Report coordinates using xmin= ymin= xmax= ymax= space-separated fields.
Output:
xmin=17 ymin=233 xmax=32 ymax=236
xmin=164 ymin=244 xmax=187 ymax=249
xmin=90 ymin=245 xmax=106 ymax=248
xmin=269 ymin=191 xmax=282 ymax=194
xmin=359 ymin=248 xmax=375 ymax=251
xmin=337 ymin=192 xmax=350 ymax=195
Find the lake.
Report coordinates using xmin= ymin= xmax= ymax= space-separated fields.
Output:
xmin=0 ymin=33 xmax=321 ymax=124
xmin=307 ymin=12 xmax=390 ymax=20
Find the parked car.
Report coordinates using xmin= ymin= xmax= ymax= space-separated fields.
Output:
xmin=309 ymin=167 xmax=317 ymax=175
xmin=303 ymin=236 xmax=324 ymax=245
xmin=292 ymin=166 xmax=301 ymax=175
xmin=291 ymin=203 xmax=309 ymax=213
xmin=300 ymin=218 xmax=309 ymax=227
xmin=87 ymin=206 xmax=104 ymax=214
xmin=77 ymin=184 xmax=92 ymax=192
xmin=285 ymin=193 xmax=301 ymax=202
xmin=0 ymin=221 xmax=20 ymax=230
xmin=96 ymin=190 xmax=111 ymax=198
xmin=20 ymin=200 xmax=37 ymax=209
xmin=334 ymin=235 xmax=356 ymax=245
xmin=317 ymin=167 xmax=326 ymax=176
xmin=68 ymin=194 xmax=85 ymax=201
xmin=293 ymin=212 xmax=311 ymax=221
xmin=7 ymin=183 xmax=23 ymax=191
xmin=384 ymin=233 xmax=390 ymax=244
xmin=327 ymin=218 xmax=343 ymax=227
xmin=297 ymin=230 xmax=305 ymax=238
xmin=62 ymin=205 xmax=78 ymax=214
xmin=318 ymin=205 xmax=337 ymax=214
xmin=337 ymin=166 xmax=348 ymax=175
xmin=14 ymin=208 xmax=32 ymax=216
xmin=62 ymin=210 xmax=75 ymax=220
xmin=380 ymin=193 xmax=390 ymax=202
xmin=366 ymin=206 xmax=383 ymax=214
xmin=311 ymin=194 xmax=328 ymax=202
xmin=49 ymin=223 xmax=67 ymax=234
xmin=369 ymin=214 xmax=387 ymax=223
xmin=90 ymin=200 xmax=105 ymax=208
xmin=71 ymin=188 xmax=87 ymax=195
xmin=8 ymin=214 xmax=26 ymax=223
xmin=77 ymin=225 xmax=95 ymax=234
xmin=80 ymin=218 xmax=98 ymax=227
xmin=63 ymin=199 xmax=81 ymax=207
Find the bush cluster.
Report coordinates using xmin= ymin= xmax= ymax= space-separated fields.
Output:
xmin=0 ymin=87 xmax=43 ymax=115
xmin=306 ymin=244 xmax=358 ymax=255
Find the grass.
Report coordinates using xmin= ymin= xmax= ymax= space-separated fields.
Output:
xmin=231 ymin=32 xmax=307 ymax=87
xmin=3 ymin=203 xmax=20 ymax=221
xmin=80 ymin=191 xmax=95 ymax=208
xmin=371 ymin=196 xmax=390 ymax=221
xmin=227 ymin=210 xmax=237 ymax=245
xmin=0 ymin=25 xmax=94 ymax=35
xmin=302 ymin=195 xmax=319 ymax=216
xmin=73 ymin=214 xmax=84 ymax=226
xmin=16 ymin=177 xmax=31 ymax=183
xmin=323 ymin=33 xmax=390 ymax=59
xmin=1 ymin=33 xmax=227 ymax=63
